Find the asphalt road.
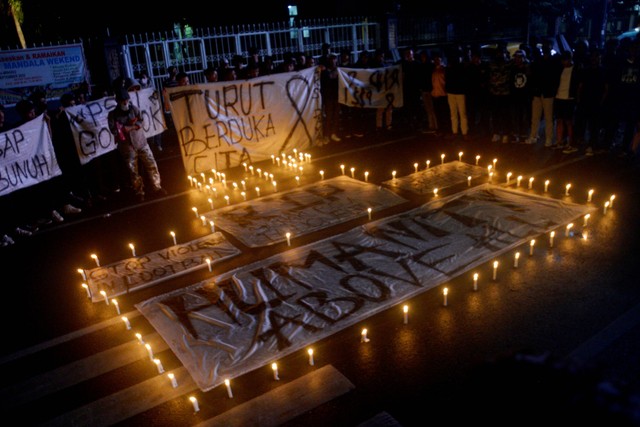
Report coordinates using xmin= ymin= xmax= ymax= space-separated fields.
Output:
xmin=1 ymin=125 xmax=640 ymax=426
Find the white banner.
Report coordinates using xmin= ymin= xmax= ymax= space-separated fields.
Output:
xmin=137 ymin=184 xmax=595 ymax=392
xmin=205 ymin=176 xmax=407 ymax=247
xmin=382 ymin=161 xmax=488 ymax=195
xmin=65 ymin=87 xmax=166 ymax=165
xmin=84 ymin=233 xmax=240 ymax=302
xmin=338 ymin=65 xmax=403 ymax=108
xmin=166 ymin=67 xmax=322 ymax=176
xmin=0 ymin=114 xmax=61 ymax=196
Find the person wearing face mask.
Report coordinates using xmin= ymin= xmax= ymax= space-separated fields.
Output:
xmin=107 ymin=88 xmax=166 ymax=202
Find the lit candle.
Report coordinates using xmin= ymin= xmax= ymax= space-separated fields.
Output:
xmin=492 ymin=261 xmax=498 ymax=280
xmin=170 ymin=231 xmax=177 ymax=245
xmin=367 ymin=207 xmax=372 ymax=220
xmin=403 ymin=304 xmax=409 ymax=324
xmin=414 ymin=162 xmax=419 ymax=173
xmin=286 ymin=232 xmax=291 ymax=246
xmin=100 ymin=290 xmax=109 ymax=305
xmin=205 ymin=258 xmax=212 ymax=272
xmin=271 ymin=154 xmax=275 ymax=164
xmin=361 ymin=328 xmax=370 ymax=343
xmin=488 ymin=165 xmax=492 ymax=175
xmin=128 ymin=243 xmax=136 ymax=257
xmin=225 ymin=379 xmax=233 ymax=398
xmin=145 ymin=343 xmax=154 ymax=361
xmin=609 ymin=194 xmax=616 ymax=208
xmin=565 ymin=183 xmax=571 ymax=196
xmin=320 ymin=170 xmax=324 ymax=180
xmin=473 ymin=272 xmax=478 ymax=291
xmin=426 ymin=160 xmax=431 ymax=169
xmin=122 ymin=316 xmax=131 ymax=330
xmin=517 ymin=175 xmax=522 ymax=187
xmin=224 ymin=195 xmax=230 ymax=205
xmin=493 ymin=158 xmax=497 ymax=169
xmin=588 ymin=189 xmax=594 ymax=202
xmin=489 ymin=171 xmax=494 ymax=182
xmin=135 ymin=332 xmax=145 ymax=344
xmin=443 ymin=287 xmax=448 ymax=306
xmin=441 ymin=153 xmax=445 ymax=164
xmin=295 ymin=176 xmax=300 ymax=185
xmin=475 ymin=155 xmax=480 ymax=165
xmin=189 ymin=396 xmax=200 ymax=413
xmin=350 ymin=167 xmax=355 ymax=178
xmin=208 ymin=198 xmax=214 ymax=209
xmin=506 ymin=172 xmax=512 ymax=185
xmin=565 ymin=223 xmax=573 ymax=237
xmin=241 ymin=180 xmax=246 ymax=190
xmin=192 ymin=207 xmax=198 ymax=218
xmin=77 ymin=268 xmax=87 ymax=280
xmin=583 ymin=230 xmax=589 ymax=240
xmin=168 ymin=373 xmax=178 ymax=388
xmin=528 ymin=177 xmax=534 ymax=189
xmin=392 ymin=170 xmax=397 ymax=180
xmin=433 ymin=188 xmax=438 ymax=197
xmin=308 ymin=348 xmax=315 ymax=366
xmin=544 ymin=180 xmax=550 ymax=193
xmin=154 ymin=358 xmax=165 ymax=374
xmin=188 ymin=175 xmax=193 ymax=187
xmin=529 ymin=239 xmax=535 ymax=256
xmin=81 ymin=283 xmax=91 ymax=298
xmin=549 ymin=231 xmax=555 ymax=248
xmin=514 ymin=251 xmax=520 ymax=267
xmin=249 ymin=165 xmax=254 ymax=175
xmin=241 ymin=191 xmax=246 ymax=200
xmin=91 ymin=253 xmax=100 ymax=267
xmin=255 ymin=187 xmax=261 ymax=197
xmin=364 ymin=171 xmax=369 ymax=182
xmin=340 ymin=164 xmax=345 ymax=175
xmin=458 ymin=151 xmax=463 ymax=162
xmin=467 ymin=176 xmax=471 ymax=187
xmin=604 ymin=200 xmax=610 ymax=214
xmin=243 ymin=162 xmax=248 ymax=171
xmin=112 ymin=298 xmax=121 ymax=315
xmin=583 ymin=213 xmax=590 ymax=227
xmin=271 ymin=362 xmax=280 ymax=380
xmin=209 ymin=221 xmax=215 ymax=233
xmin=200 ymin=215 xmax=207 ymax=226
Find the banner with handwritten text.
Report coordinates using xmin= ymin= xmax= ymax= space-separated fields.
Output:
xmin=0 ymin=114 xmax=61 ymax=196
xmin=165 ymin=67 xmax=322 ymax=176
xmin=137 ymin=184 xmax=594 ymax=391
xmin=337 ymin=65 xmax=403 ymax=108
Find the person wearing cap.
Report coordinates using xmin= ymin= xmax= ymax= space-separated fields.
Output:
xmin=107 ymin=88 xmax=166 ymax=202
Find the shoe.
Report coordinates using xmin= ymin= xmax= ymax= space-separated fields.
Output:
xmin=562 ymin=146 xmax=578 ymax=154
xmin=525 ymin=137 xmax=537 ymax=144
xmin=354 ymin=132 xmax=364 ymax=138
xmin=330 ymin=133 xmax=342 ymax=142
xmin=585 ymin=147 xmax=594 ymax=156
xmin=14 ymin=227 xmax=32 ymax=237
xmin=544 ymin=141 xmax=553 ymax=147
xmin=1 ymin=234 xmax=15 ymax=247
xmin=501 ymin=135 xmax=509 ymax=144
xmin=491 ymin=134 xmax=500 ymax=142
xmin=62 ymin=204 xmax=82 ymax=215
xmin=51 ymin=210 xmax=64 ymax=223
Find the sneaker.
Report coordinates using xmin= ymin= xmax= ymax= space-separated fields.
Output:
xmin=524 ymin=137 xmax=536 ymax=144
xmin=492 ymin=134 xmax=501 ymax=142
xmin=14 ymin=227 xmax=32 ymax=237
xmin=562 ymin=146 xmax=579 ymax=154
xmin=330 ymin=133 xmax=342 ymax=142
xmin=544 ymin=141 xmax=553 ymax=147
xmin=51 ymin=210 xmax=64 ymax=222
xmin=1 ymin=234 xmax=15 ymax=247
xmin=62 ymin=204 xmax=82 ymax=215
xmin=585 ymin=147 xmax=594 ymax=156
xmin=501 ymin=135 xmax=509 ymax=144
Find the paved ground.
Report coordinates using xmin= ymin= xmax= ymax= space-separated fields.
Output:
xmin=1 ymin=125 xmax=640 ymax=426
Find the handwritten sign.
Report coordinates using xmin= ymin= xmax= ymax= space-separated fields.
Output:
xmin=337 ymin=65 xmax=403 ymax=108
xmin=0 ymin=114 xmax=61 ymax=196
xmin=382 ymin=161 xmax=487 ymax=195
xmin=137 ymin=184 xmax=594 ymax=391
xmin=65 ymin=87 xmax=166 ymax=165
xmin=166 ymin=67 xmax=322 ymax=175
xmin=85 ymin=233 xmax=240 ymax=302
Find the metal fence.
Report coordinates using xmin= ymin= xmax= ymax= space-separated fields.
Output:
xmin=121 ymin=17 xmax=381 ymax=92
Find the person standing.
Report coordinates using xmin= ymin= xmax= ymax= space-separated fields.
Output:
xmin=509 ymin=50 xmax=532 ymax=143
xmin=108 ymin=89 xmax=166 ymax=202
xmin=445 ymin=49 xmax=469 ymax=140
xmin=556 ymin=51 xmax=581 ymax=153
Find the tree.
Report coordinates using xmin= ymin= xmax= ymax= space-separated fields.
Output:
xmin=1 ymin=0 xmax=26 ymax=48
